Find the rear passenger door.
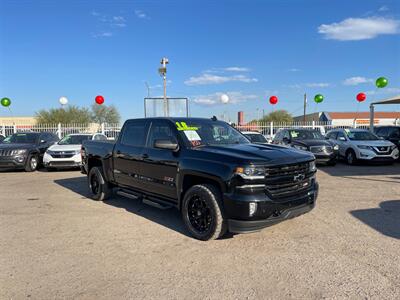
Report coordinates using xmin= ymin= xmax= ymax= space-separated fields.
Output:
xmin=139 ymin=120 xmax=180 ymax=201
xmin=113 ymin=120 xmax=149 ymax=189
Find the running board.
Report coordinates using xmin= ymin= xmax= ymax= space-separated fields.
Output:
xmin=116 ymin=189 xmax=173 ymax=210
xmin=143 ymin=198 xmax=172 ymax=210
xmin=116 ymin=190 xmax=141 ymax=200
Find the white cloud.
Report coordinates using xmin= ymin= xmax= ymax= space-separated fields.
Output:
xmin=193 ymin=92 xmax=258 ymax=106
xmin=305 ymin=82 xmax=331 ymax=88
xmin=185 ymin=73 xmax=258 ymax=86
xmin=223 ymin=67 xmax=250 ymax=72
xmin=343 ymin=76 xmax=373 ymax=86
xmin=366 ymin=87 xmax=400 ymax=95
xmin=92 ymin=32 xmax=113 ymax=38
xmin=378 ymin=5 xmax=389 ymax=12
xmin=318 ymin=17 xmax=400 ymax=41
xmin=288 ymin=68 xmax=301 ymax=72
xmin=135 ymin=10 xmax=147 ymax=19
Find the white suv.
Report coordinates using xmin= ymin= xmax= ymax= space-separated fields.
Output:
xmin=43 ymin=133 xmax=107 ymax=170
xmin=326 ymin=128 xmax=399 ymax=165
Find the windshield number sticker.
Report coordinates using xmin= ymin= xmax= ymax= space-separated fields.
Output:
xmin=184 ymin=130 xmax=201 ymax=141
xmin=290 ymin=131 xmax=298 ymax=138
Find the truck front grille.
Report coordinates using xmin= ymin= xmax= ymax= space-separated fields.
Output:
xmin=310 ymin=145 xmax=333 ymax=154
xmin=265 ymin=162 xmax=313 ymax=201
xmin=50 ymin=151 xmax=75 ymax=158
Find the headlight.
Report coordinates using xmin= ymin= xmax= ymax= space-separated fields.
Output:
xmin=333 ymin=145 xmax=339 ymax=150
xmin=73 ymin=150 xmax=81 ymax=155
xmin=309 ymin=161 xmax=316 ymax=172
xmin=357 ymin=145 xmax=372 ymax=150
xmin=293 ymin=145 xmax=308 ymax=151
xmin=45 ymin=150 xmax=54 ymax=155
xmin=235 ymin=166 xmax=265 ymax=179
xmin=11 ymin=149 xmax=27 ymax=155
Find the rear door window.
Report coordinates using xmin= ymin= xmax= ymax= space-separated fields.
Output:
xmin=120 ymin=120 xmax=148 ymax=147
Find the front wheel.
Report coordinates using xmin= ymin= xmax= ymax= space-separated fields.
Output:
xmin=346 ymin=150 xmax=357 ymax=165
xmin=88 ymin=167 xmax=112 ymax=201
xmin=25 ymin=154 xmax=39 ymax=172
xmin=182 ymin=184 xmax=227 ymax=241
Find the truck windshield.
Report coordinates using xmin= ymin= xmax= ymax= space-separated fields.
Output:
xmin=174 ymin=119 xmax=249 ymax=147
xmin=58 ymin=135 xmax=91 ymax=145
xmin=244 ymin=133 xmax=267 ymax=143
xmin=3 ymin=133 xmax=39 ymax=144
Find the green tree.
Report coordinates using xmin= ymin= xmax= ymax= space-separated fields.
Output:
xmin=35 ymin=106 xmax=92 ymax=124
xmin=91 ymin=104 xmax=121 ymax=124
xmin=260 ymin=110 xmax=293 ymax=123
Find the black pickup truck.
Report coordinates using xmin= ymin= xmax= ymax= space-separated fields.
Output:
xmin=82 ymin=117 xmax=318 ymax=240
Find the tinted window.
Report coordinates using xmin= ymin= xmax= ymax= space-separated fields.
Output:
xmin=244 ymin=133 xmax=267 ymax=143
xmin=289 ymin=130 xmax=323 ymax=140
xmin=59 ymin=135 xmax=91 ymax=145
xmin=337 ymin=132 xmax=346 ymax=140
xmin=347 ymin=130 xmax=379 ymax=141
xmin=375 ymin=127 xmax=389 ymax=137
xmin=121 ymin=120 xmax=147 ymax=147
xmin=93 ymin=134 xmax=107 ymax=141
xmin=147 ymin=122 xmax=176 ymax=148
xmin=327 ymin=132 xmax=337 ymax=140
xmin=282 ymin=130 xmax=290 ymax=140
xmin=3 ymin=133 xmax=39 ymax=144
xmin=388 ymin=127 xmax=400 ymax=138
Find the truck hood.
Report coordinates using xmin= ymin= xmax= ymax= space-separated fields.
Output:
xmin=193 ymin=143 xmax=314 ymax=165
xmin=48 ymin=144 xmax=81 ymax=152
xmin=0 ymin=143 xmax=36 ymax=151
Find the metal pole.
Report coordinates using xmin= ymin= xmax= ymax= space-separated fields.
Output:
xmin=163 ymin=74 xmax=168 ymax=117
xmin=369 ymin=104 xmax=374 ymax=132
xmin=303 ymin=93 xmax=307 ymax=123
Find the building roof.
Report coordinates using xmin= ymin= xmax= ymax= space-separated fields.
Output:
xmin=327 ymin=112 xmax=400 ymax=120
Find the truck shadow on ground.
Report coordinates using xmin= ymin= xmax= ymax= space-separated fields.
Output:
xmin=53 ymin=176 xmax=235 ymax=239
xmin=350 ymin=200 xmax=400 ymax=240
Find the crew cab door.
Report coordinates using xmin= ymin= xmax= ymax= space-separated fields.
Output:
xmin=139 ymin=120 xmax=180 ymax=201
xmin=113 ymin=119 xmax=149 ymax=189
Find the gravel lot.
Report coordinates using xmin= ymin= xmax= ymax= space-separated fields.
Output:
xmin=1 ymin=163 xmax=399 ymax=299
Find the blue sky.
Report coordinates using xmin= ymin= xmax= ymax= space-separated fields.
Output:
xmin=1 ymin=0 xmax=399 ymax=122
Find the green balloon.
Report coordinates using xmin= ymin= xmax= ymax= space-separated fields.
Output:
xmin=375 ymin=77 xmax=388 ymax=88
xmin=314 ymin=94 xmax=324 ymax=103
xmin=1 ymin=97 xmax=11 ymax=107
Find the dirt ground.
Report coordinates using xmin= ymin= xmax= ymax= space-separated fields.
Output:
xmin=1 ymin=163 xmax=399 ymax=299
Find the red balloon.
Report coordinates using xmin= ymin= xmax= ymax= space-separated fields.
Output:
xmin=356 ymin=92 xmax=366 ymax=102
xmin=95 ymin=95 xmax=104 ymax=105
xmin=269 ymin=96 xmax=278 ymax=105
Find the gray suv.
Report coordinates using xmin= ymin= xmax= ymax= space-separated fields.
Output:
xmin=326 ymin=128 xmax=399 ymax=165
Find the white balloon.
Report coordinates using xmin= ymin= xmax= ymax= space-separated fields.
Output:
xmin=220 ymin=94 xmax=229 ymax=104
xmin=59 ymin=96 xmax=68 ymax=106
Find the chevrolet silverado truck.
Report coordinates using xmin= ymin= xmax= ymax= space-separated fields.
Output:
xmin=81 ymin=117 xmax=319 ymax=240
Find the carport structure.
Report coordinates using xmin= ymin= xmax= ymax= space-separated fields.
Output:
xmin=370 ymin=94 xmax=400 ymax=131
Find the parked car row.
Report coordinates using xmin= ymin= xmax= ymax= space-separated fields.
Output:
xmin=243 ymin=126 xmax=400 ymax=166
xmin=0 ymin=132 xmax=107 ymax=171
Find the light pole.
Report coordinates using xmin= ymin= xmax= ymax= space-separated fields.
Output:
xmin=158 ymin=57 xmax=169 ymax=116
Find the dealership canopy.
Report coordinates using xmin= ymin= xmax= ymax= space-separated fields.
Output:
xmin=370 ymin=94 xmax=400 ymax=130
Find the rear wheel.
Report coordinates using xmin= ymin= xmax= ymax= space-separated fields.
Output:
xmin=25 ymin=154 xmax=38 ymax=172
xmin=346 ymin=150 xmax=357 ymax=165
xmin=182 ymin=184 xmax=227 ymax=241
xmin=88 ymin=166 xmax=112 ymax=201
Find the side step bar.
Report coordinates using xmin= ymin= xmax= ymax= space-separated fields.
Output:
xmin=116 ymin=189 xmax=173 ymax=210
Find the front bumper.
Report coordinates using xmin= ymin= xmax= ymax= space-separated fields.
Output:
xmin=43 ymin=153 xmax=82 ymax=168
xmin=314 ymin=152 xmax=337 ymax=164
xmin=224 ymin=182 xmax=318 ymax=234
xmin=357 ymin=147 xmax=399 ymax=162
xmin=0 ymin=156 xmax=27 ymax=169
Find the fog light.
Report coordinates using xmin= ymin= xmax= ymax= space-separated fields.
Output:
xmin=249 ymin=202 xmax=257 ymax=216
xmin=16 ymin=156 xmax=24 ymax=163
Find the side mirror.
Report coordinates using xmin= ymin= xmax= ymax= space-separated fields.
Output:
xmin=339 ymin=137 xmax=346 ymax=141
xmin=154 ymin=139 xmax=179 ymax=151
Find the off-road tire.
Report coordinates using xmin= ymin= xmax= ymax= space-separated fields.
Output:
xmin=182 ymin=184 xmax=227 ymax=241
xmin=88 ymin=166 xmax=112 ymax=201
